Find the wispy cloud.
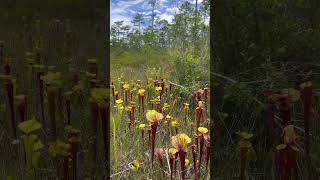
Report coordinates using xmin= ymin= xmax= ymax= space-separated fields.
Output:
xmin=111 ymin=0 xmax=208 ymax=27
xmin=110 ymin=0 xmax=174 ymax=25
xmin=191 ymin=0 xmax=203 ymax=4
xmin=159 ymin=13 xmax=174 ymax=23
xmin=165 ymin=7 xmax=179 ymax=14
xmin=111 ymin=0 xmax=147 ymax=26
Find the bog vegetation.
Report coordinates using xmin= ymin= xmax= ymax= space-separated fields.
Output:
xmin=110 ymin=0 xmax=210 ymax=179
xmin=213 ymin=0 xmax=320 ymax=179
xmin=0 ymin=5 xmax=107 ymax=179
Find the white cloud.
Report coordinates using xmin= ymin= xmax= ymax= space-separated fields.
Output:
xmin=111 ymin=0 xmax=147 ymax=26
xmin=110 ymin=14 xmax=132 ymax=27
xmin=111 ymin=0 xmax=187 ymax=27
xmin=158 ymin=0 xmax=168 ymax=6
xmin=165 ymin=7 xmax=179 ymax=14
xmin=154 ymin=10 xmax=161 ymax=14
xmin=117 ymin=0 xmax=145 ymax=7
xmin=159 ymin=13 xmax=174 ymax=23
xmin=191 ymin=0 xmax=203 ymax=4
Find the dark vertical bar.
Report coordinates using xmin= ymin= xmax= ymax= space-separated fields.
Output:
xmin=105 ymin=0 xmax=110 ymax=179
xmin=210 ymin=0 xmax=214 ymax=179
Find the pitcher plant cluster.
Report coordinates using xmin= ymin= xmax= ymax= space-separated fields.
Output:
xmin=111 ymin=76 xmax=211 ymax=179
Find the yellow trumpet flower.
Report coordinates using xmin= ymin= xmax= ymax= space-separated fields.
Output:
xmin=115 ymin=99 xmax=123 ymax=104
xmin=155 ymin=86 xmax=162 ymax=91
xmin=171 ymin=133 xmax=191 ymax=180
xmin=163 ymin=120 xmax=168 ymax=126
xmin=129 ymin=160 xmax=140 ymax=171
xmin=146 ymin=110 xmax=163 ymax=124
xmin=283 ymin=125 xmax=297 ymax=144
xmin=139 ymin=124 xmax=146 ymax=138
xmin=300 ymin=81 xmax=312 ymax=88
xmin=185 ymin=159 xmax=190 ymax=168
xmin=171 ymin=133 xmax=191 ymax=152
xmin=183 ymin=103 xmax=190 ymax=112
xmin=139 ymin=124 xmax=146 ymax=129
xmin=198 ymin=127 xmax=208 ymax=134
xmin=138 ymin=88 xmax=146 ymax=96
xmin=123 ymin=83 xmax=130 ymax=90
xmin=171 ymin=120 xmax=179 ymax=128
xmin=169 ymin=148 xmax=178 ymax=156
xmin=146 ymin=110 xmax=163 ymax=166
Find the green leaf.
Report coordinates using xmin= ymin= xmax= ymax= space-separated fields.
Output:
xmin=72 ymin=83 xmax=84 ymax=92
xmin=31 ymin=151 xmax=40 ymax=168
xmin=276 ymin=144 xmax=287 ymax=150
xmin=18 ymin=117 xmax=42 ymax=134
xmin=57 ymin=140 xmax=70 ymax=151
xmin=48 ymin=142 xmax=58 ymax=157
xmin=20 ymin=135 xmax=28 ymax=147
xmin=0 ymin=75 xmax=12 ymax=81
xmin=33 ymin=140 xmax=44 ymax=151
xmin=33 ymin=64 xmax=45 ymax=69
xmin=278 ymin=46 xmax=287 ymax=53
xmin=6 ymin=176 xmax=13 ymax=180
xmin=21 ymin=134 xmax=38 ymax=169
xmin=0 ymin=104 xmax=5 ymax=112
xmin=64 ymin=125 xmax=73 ymax=132
xmin=48 ymin=140 xmax=71 ymax=157
xmin=14 ymin=94 xmax=26 ymax=105
xmin=219 ymin=112 xmax=229 ymax=119
xmin=85 ymin=71 xmax=96 ymax=78
xmin=90 ymin=88 xmax=109 ymax=106
xmin=88 ymin=58 xmax=98 ymax=64
xmin=41 ymin=71 xmax=63 ymax=87
xmin=236 ymin=131 xmax=253 ymax=140
xmin=247 ymin=147 xmax=257 ymax=161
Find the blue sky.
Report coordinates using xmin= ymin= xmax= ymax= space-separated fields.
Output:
xmin=111 ymin=0 xmax=204 ymax=27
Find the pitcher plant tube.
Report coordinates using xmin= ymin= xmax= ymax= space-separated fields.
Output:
xmin=171 ymin=133 xmax=191 ymax=180
xmin=146 ymin=109 xmax=163 ymax=166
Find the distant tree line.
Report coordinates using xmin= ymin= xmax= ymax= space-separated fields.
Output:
xmin=110 ymin=0 xmax=210 ymax=52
